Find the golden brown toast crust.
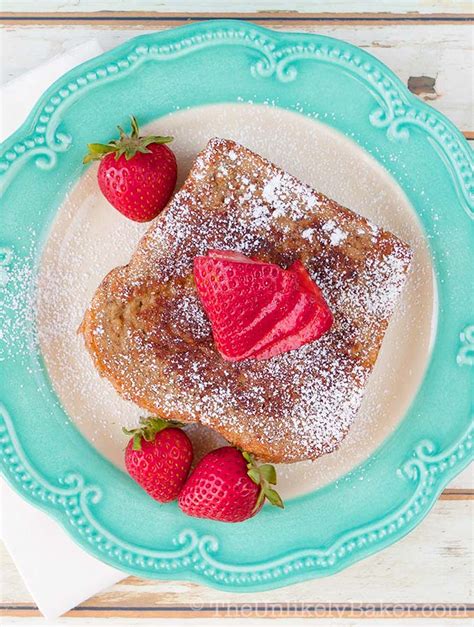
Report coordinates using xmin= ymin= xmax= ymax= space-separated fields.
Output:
xmin=80 ymin=138 xmax=412 ymax=463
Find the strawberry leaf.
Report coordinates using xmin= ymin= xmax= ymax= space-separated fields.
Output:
xmin=130 ymin=115 xmax=140 ymax=138
xmin=247 ymin=468 xmax=261 ymax=485
xmin=264 ymin=487 xmax=284 ymax=509
xmin=143 ymin=135 xmax=173 ymax=145
xmin=89 ymin=143 xmax=115 ymax=154
xmin=258 ymin=464 xmax=277 ymax=485
xmin=253 ymin=487 xmax=266 ymax=513
xmin=83 ymin=143 xmax=117 ymax=164
xmin=123 ymin=416 xmax=182 ymax=449
xmin=242 ymin=449 xmax=284 ymax=512
xmin=132 ymin=432 xmax=142 ymax=451
xmin=242 ymin=451 xmax=253 ymax=463
xmin=135 ymin=145 xmax=152 ymax=156
xmin=83 ymin=116 xmax=173 ymax=165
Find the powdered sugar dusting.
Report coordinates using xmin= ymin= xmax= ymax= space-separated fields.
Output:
xmin=25 ymin=103 xmax=435 ymax=493
xmin=83 ymin=137 xmax=413 ymax=463
xmin=0 ymin=242 xmax=36 ymax=363
xmin=171 ymin=292 xmax=211 ymax=341
xmin=301 ymin=227 xmax=315 ymax=241
xmin=321 ymin=219 xmax=348 ymax=246
xmin=262 ymin=170 xmax=320 ymax=221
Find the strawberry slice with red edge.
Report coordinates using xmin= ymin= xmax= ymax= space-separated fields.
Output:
xmin=194 ymin=256 xmax=300 ymax=360
xmin=241 ymin=291 xmax=314 ymax=359
xmin=207 ymin=249 xmax=260 ymax=264
xmin=193 ymin=251 xmax=333 ymax=361
xmin=250 ymin=261 xmax=334 ymax=360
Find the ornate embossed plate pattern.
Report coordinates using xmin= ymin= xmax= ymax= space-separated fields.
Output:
xmin=0 ymin=21 xmax=473 ymax=590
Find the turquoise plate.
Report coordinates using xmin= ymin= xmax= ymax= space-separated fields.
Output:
xmin=0 ymin=21 xmax=472 ymax=591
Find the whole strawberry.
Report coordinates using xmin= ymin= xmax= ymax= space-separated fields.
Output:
xmin=84 ymin=116 xmax=177 ymax=222
xmin=178 ymin=446 xmax=283 ymax=522
xmin=123 ymin=416 xmax=192 ymax=503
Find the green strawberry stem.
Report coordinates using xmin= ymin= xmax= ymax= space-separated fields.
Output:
xmin=243 ymin=451 xmax=284 ymax=511
xmin=123 ymin=416 xmax=183 ymax=451
xmin=83 ymin=115 xmax=173 ymax=164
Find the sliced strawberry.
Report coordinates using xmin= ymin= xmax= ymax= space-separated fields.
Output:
xmin=194 ymin=256 xmax=300 ymax=360
xmin=243 ymin=291 xmax=315 ymax=359
xmin=254 ymin=303 xmax=333 ymax=360
xmin=290 ymin=260 xmax=328 ymax=303
xmin=252 ymin=265 xmax=333 ymax=360
xmin=228 ymin=288 xmax=301 ymax=360
xmin=194 ymin=257 xmax=289 ymax=328
xmin=246 ymin=262 xmax=333 ymax=360
xmin=207 ymin=250 xmax=275 ymax=267
xmin=207 ymin=249 xmax=261 ymax=264
xmin=193 ymin=251 xmax=333 ymax=362
xmin=221 ymin=291 xmax=287 ymax=356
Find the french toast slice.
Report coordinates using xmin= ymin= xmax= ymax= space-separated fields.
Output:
xmin=80 ymin=138 xmax=412 ymax=463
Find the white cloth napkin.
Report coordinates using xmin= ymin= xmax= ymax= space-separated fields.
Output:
xmin=0 ymin=40 xmax=125 ymax=619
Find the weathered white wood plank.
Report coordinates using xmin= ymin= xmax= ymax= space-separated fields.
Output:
xmin=448 ymin=464 xmax=473 ymax=490
xmin=2 ymin=1 xmax=473 ymax=15
xmin=1 ymin=24 xmax=472 ymax=131
xmin=2 ymin=500 xmax=472 ymax=609
xmin=0 ymin=19 xmax=472 ymax=622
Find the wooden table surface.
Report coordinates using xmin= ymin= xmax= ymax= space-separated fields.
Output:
xmin=1 ymin=2 xmax=473 ymax=624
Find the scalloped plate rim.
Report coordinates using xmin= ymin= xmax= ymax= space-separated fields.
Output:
xmin=0 ymin=20 xmax=472 ymax=591
xmin=0 ymin=405 xmax=472 ymax=592
xmin=0 ymin=21 xmax=472 ymax=166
